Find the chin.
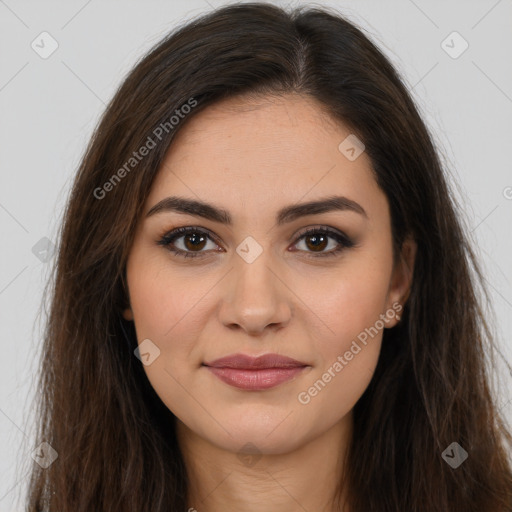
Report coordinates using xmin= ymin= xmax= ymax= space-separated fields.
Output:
xmin=218 ymin=430 xmax=305 ymax=457
xmin=204 ymin=413 xmax=309 ymax=455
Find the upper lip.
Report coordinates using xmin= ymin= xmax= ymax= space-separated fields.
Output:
xmin=203 ymin=353 xmax=308 ymax=369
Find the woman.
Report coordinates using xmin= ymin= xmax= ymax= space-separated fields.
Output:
xmin=26 ymin=2 xmax=512 ymax=511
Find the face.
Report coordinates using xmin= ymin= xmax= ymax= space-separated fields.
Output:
xmin=123 ymin=93 xmax=415 ymax=456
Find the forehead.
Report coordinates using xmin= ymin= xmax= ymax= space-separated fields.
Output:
xmin=147 ymin=93 xmax=386 ymax=223
xmin=165 ymin=93 xmax=355 ymax=169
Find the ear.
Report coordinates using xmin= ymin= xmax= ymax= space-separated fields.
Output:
xmin=385 ymin=236 xmax=416 ymax=327
xmin=121 ymin=269 xmax=133 ymax=321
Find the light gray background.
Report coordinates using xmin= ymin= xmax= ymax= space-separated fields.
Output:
xmin=1 ymin=0 xmax=511 ymax=510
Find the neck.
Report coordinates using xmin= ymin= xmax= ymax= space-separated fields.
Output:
xmin=176 ymin=411 xmax=353 ymax=512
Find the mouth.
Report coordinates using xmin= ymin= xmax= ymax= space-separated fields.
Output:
xmin=202 ymin=353 xmax=310 ymax=391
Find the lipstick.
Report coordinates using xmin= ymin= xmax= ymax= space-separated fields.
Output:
xmin=203 ymin=353 xmax=309 ymax=391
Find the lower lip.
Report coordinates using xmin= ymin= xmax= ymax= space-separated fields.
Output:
xmin=204 ymin=366 xmax=307 ymax=390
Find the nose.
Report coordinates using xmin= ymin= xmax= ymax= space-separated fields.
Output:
xmin=217 ymin=254 xmax=292 ymax=336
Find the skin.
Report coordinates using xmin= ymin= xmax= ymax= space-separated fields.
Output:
xmin=123 ymin=93 xmax=416 ymax=512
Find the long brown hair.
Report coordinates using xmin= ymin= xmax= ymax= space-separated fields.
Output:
xmin=24 ymin=3 xmax=512 ymax=511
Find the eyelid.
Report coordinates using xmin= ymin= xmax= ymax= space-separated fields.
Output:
xmin=294 ymin=225 xmax=352 ymax=242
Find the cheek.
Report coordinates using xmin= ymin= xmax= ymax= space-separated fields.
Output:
xmin=293 ymin=254 xmax=391 ymax=409
xmin=125 ymin=253 xmax=220 ymax=401
xmin=298 ymin=339 xmax=381 ymax=429
xmin=302 ymin=255 xmax=392 ymax=351
xmin=127 ymin=255 xmax=207 ymax=342
xmin=125 ymin=257 xmax=203 ymax=414
xmin=295 ymin=280 xmax=387 ymax=420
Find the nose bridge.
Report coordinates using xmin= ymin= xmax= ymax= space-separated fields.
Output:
xmin=219 ymin=241 xmax=291 ymax=334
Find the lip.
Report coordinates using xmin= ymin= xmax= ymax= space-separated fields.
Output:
xmin=204 ymin=353 xmax=307 ymax=369
xmin=203 ymin=353 xmax=310 ymax=391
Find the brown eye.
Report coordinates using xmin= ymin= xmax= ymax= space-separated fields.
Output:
xmin=157 ymin=227 xmax=220 ymax=259
xmin=292 ymin=227 xmax=355 ymax=258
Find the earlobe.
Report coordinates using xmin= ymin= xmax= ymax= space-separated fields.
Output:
xmin=122 ymin=307 xmax=134 ymax=321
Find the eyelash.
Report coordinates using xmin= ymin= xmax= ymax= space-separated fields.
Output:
xmin=157 ymin=225 xmax=355 ymax=259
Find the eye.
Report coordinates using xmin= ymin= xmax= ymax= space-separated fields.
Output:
xmin=157 ymin=226 xmax=220 ymax=259
xmin=291 ymin=226 xmax=355 ymax=258
xmin=157 ymin=225 xmax=355 ymax=259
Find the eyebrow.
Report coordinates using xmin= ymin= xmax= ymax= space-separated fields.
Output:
xmin=145 ymin=194 xmax=368 ymax=225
